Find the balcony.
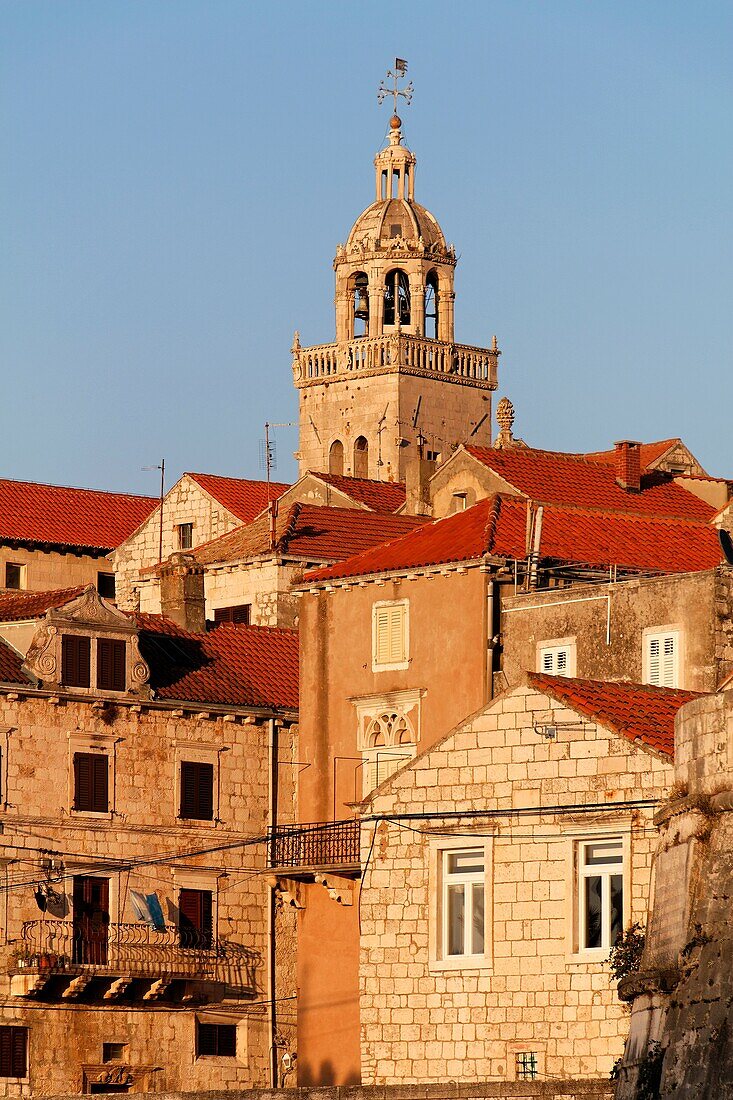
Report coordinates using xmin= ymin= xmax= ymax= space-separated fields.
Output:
xmin=292 ymin=332 xmax=498 ymax=389
xmin=269 ymin=819 xmax=361 ymax=877
xmin=9 ymin=921 xmax=257 ymax=1002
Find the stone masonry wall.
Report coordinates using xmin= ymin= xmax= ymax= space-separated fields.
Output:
xmin=0 ymin=548 xmax=109 ymax=595
xmin=360 ymin=685 xmax=672 ymax=1085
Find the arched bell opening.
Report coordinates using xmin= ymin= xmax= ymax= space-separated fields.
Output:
xmin=424 ymin=270 xmax=439 ymax=340
xmin=329 ymin=440 xmax=344 ymax=476
xmin=384 ymin=269 xmax=411 ymax=328
xmin=351 ymin=272 xmax=369 ymax=338
xmin=353 ymin=436 xmax=369 ymax=479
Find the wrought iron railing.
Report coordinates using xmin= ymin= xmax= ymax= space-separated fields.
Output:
xmin=269 ymin=819 xmax=361 ymax=870
xmin=15 ymin=921 xmax=257 ymax=988
xmin=293 ymin=333 xmax=498 ymax=386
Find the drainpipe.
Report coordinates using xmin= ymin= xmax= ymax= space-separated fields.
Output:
xmin=267 ymin=717 xmax=278 ymax=1088
xmin=482 ymin=568 xmax=495 ymax=703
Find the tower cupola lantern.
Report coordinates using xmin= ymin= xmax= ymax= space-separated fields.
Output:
xmin=292 ymin=62 xmax=500 ymax=489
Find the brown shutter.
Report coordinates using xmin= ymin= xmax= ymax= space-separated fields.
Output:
xmin=179 ymin=888 xmax=212 ymax=948
xmin=180 ymin=762 xmax=214 ymax=820
xmin=213 ymin=605 xmax=250 ymax=625
xmin=97 ymin=639 xmax=126 ymax=691
xmin=196 ymin=1022 xmax=236 ymax=1057
xmin=196 ymin=1022 xmax=218 ymax=1056
xmin=0 ymin=1027 xmax=27 ymax=1078
xmin=74 ymin=753 xmax=108 ymax=813
xmin=62 ymin=635 xmax=91 ymax=688
xmin=92 ymin=754 xmax=109 ymax=812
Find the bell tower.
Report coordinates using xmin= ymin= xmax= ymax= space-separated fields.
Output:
xmin=292 ymin=64 xmax=500 ymax=487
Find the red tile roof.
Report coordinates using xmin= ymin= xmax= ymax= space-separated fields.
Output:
xmin=584 ymin=439 xmax=681 ymax=470
xmin=464 ymin=446 xmax=714 ymax=520
xmin=528 ymin=672 xmax=701 ymax=757
xmin=187 ymin=473 xmax=290 ymax=525
xmin=0 ymin=586 xmax=86 ymax=622
xmin=0 ymin=640 xmax=27 ymax=685
xmin=311 ymin=473 xmax=406 ymax=513
xmin=305 ymin=494 xmax=723 ymax=583
xmin=135 ymin=615 xmax=298 ymax=711
xmin=0 ymin=479 xmax=157 ymax=551
xmin=196 ymin=504 xmax=426 ymax=565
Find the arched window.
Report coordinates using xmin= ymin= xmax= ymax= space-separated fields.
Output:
xmin=352 ymin=272 xmax=369 ymax=338
xmin=329 ymin=440 xmax=344 ymax=476
xmin=384 ymin=270 xmax=411 ymax=327
xmin=424 ymin=271 xmax=439 ymax=339
xmin=361 ymin=710 xmax=417 ymax=795
xmin=353 ymin=436 xmax=369 ymax=479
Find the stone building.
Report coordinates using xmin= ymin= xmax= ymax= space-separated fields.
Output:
xmin=357 ymin=674 xmax=694 ymax=1085
xmin=0 ymin=479 xmax=156 ymax=599
xmin=0 ymin=580 xmax=298 ymax=1096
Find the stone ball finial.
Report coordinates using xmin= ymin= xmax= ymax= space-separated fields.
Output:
xmin=390 ymin=115 xmax=401 ymax=130
xmin=496 ymin=396 xmax=515 ymax=432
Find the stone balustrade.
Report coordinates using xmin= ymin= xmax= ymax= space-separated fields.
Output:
xmin=293 ymin=333 xmax=498 ymax=387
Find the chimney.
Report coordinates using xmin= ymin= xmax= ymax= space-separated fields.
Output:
xmin=405 ymin=456 xmax=436 ymax=516
xmin=614 ymin=440 xmax=642 ymax=492
xmin=159 ymin=552 xmax=206 ymax=633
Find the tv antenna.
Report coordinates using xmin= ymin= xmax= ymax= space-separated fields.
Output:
xmin=142 ymin=458 xmax=165 ymax=564
xmin=260 ymin=422 xmax=295 ymax=550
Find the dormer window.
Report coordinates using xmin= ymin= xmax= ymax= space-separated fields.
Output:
xmin=97 ymin=639 xmax=126 ymax=692
xmin=62 ymin=635 xmax=91 ymax=688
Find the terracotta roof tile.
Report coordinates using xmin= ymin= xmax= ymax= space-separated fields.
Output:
xmin=528 ymin=672 xmax=702 ymax=757
xmin=311 ymin=473 xmax=406 ymax=513
xmin=0 ymin=587 xmax=86 ymax=622
xmin=0 ymin=639 xmax=29 ymax=685
xmin=465 ymin=446 xmax=714 ymax=520
xmin=135 ymin=615 xmax=298 ymax=710
xmin=0 ymin=479 xmax=157 ymax=551
xmin=187 ymin=473 xmax=290 ymax=524
xmin=306 ymin=494 xmax=722 ymax=582
xmin=583 ymin=439 xmax=681 ymax=470
xmin=196 ymin=504 xmax=426 ymax=565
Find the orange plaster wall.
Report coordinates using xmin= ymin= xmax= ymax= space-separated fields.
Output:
xmin=296 ymin=882 xmax=361 ymax=1086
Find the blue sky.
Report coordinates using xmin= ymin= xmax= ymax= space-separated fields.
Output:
xmin=2 ymin=1 xmax=731 ymax=493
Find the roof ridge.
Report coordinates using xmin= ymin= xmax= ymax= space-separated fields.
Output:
xmin=276 ymin=502 xmax=302 ymax=554
xmin=0 ymin=477 xmax=156 ymax=502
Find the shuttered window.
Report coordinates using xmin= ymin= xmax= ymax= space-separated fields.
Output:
xmin=178 ymin=889 xmax=213 ymax=949
xmin=0 ymin=1027 xmax=27 ymax=1077
xmin=97 ymin=639 xmax=126 ymax=692
xmin=73 ymin=752 xmax=109 ymax=813
xmin=213 ymin=605 xmax=251 ymax=625
xmin=196 ymin=1021 xmax=236 ymax=1058
xmin=539 ymin=645 xmax=572 ymax=677
xmin=373 ymin=602 xmax=408 ymax=667
xmin=61 ymin=635 xmax=91 ymax=688
xmin=180 ymin=762 xmax=214 ymax=820
xmin=646 ymin=632 xmax=679 ymax=688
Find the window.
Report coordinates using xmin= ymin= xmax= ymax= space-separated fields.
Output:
xmin=97 ymin=639 xmax=126 ymax=692
xmin=442 ymin=848 xmax=485 ymax=959
xmin=213 ymin=604 xmax=251 ymax=626
xmin=645 ymin=630 xmax=679 ymax=688
xmin=0 ymin=1027 xmax=27 ymax=1078
xmin=73 ymin=752 xmax=109 ymax=813
xmin=97 ymin=572 xmax=116 ymax=600
xmin=4 ymin=563 xmax=24 ymax=591
xmin=102 ymin=1043 xmax=127 ymax=1063
xmin=577 ymin=838 xmax=624 ymax=952
xmin=177 ymin=523 xmax=193 ymax=550
xmin=383 ymin=269 xmax=410 ymax=327
xmin=178 ymin=888 xmax=213 ymax=949
xmin=515 ymin=1052 xmax=538 ymax=1081
xmin=180 ymin=761 xmax=214 ymax=821
xmin=361 ymin=710 xmax=416 ymax=795
xmin=452 ymin=492 xmax=468 ymax=512
xmin=372 ymin=601 xmax=408 ymax=670
xmin=329 ymin=440 xmax=344 ymax=476
xmin=539 ymin=643 xmax=574 ymax=677
xmin=353 ymin=436 xmax=369 ymax=479
xmin=62 ymin=635 xmax=91 ymax=688
xmin=196 ymin=1021 xmax=236 ymax=1058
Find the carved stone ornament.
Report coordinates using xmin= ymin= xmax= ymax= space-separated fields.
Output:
xmin=24 ymin=624 xmax=59 ymax=684
xmin=129 ymin=634 xmax=151 ymax=688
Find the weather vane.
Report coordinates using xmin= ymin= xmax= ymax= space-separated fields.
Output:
xmin=377 ymin=59 xmax=413 ymax=114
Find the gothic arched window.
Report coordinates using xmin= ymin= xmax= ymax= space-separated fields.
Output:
xmin=425 ymin=270 xmax=439 ymax=340
xmin=384 ymin=269 xmax=411 ymax=328
xmin=353 ymin=436 xmax=369 ymax=479
xmin=329 ymin=440 xmax=344 ymax=476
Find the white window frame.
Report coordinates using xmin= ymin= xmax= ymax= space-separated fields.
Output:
xmin=643 ymin=627 xmax=681 ymax=688
xmin=371 ymin=599 xmax=409 ymax=672
xmin=429 ymin=835 xmax=493 ymax=972
xmin=566 ymin=829 xmax=630 ymax=961
xmin=537 ymin=637 xmax=576 ymax=677
xmin=67 ymin=732 xmax=117 ymax=820
xmin=4 ymin=562 xmax=26 ymax=591
xmin=174 ymin=742 xmax=222 ymax=828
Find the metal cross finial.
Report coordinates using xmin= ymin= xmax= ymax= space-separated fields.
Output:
xmin=377 ymin=58 xmax=413 ymax=114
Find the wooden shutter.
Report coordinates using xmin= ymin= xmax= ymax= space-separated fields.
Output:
xmin=374 ymin=608 xmax=390 ymax=663
xmin=0 ymin=1027 xmax=27 ymax=1078
xmin=648 ymin=633 xmax=678 ymax=688
xmin=388 ymin=606 xmax=403 ymax=662
xmin=97 ymin=639 xmax=126 ymax=691
xmin=214 ymin=605 xmax=250 ymax=625
xmin=74 ymin=752 xmax=108 ymax=812
xmin=179 ymin=889 xmax=213 ymax=948
xmin=62 ymin=635 xmax=91 ymax=688
xmin=374 ymin=605 xmax=405 ymax=664
xmin=196 ymin=1022 xmax=236 ymax=1057
xmin=180 ymin=762 xmax=214 ymax=820
xmin=196 ymin=1022 xmax=218 ymax=1056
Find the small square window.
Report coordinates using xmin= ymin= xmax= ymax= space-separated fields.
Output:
xmin=372 ymin=601 xmax=408 ymax=670
xmin=213 ymin=604 xmax=251 ymax=626
xmin=0 ymin=1026 xmax=27 ymax=1077
xmin=177 ymin=523 xmax=194 ymax=550
xmin=538 ymin=639 xmax=576 ymax=678
xmin=516 ymin=1052 xmax=538 ymax=1080
xmin=97 ymin=572 xmax=116 ymax=600
xmin=645 ymin=630 xmax=679 ymax=688
xmin=4 ymin=563 xmax=24 ymax=591
xmin=102 ymin=1043 xmax=127 ymax=1063
xmin=196 ymin=1021 xmax=236 ymax=1058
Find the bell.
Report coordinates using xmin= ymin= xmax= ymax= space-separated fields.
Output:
xmin=354 ymin=288 xmax=369 ymax=322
